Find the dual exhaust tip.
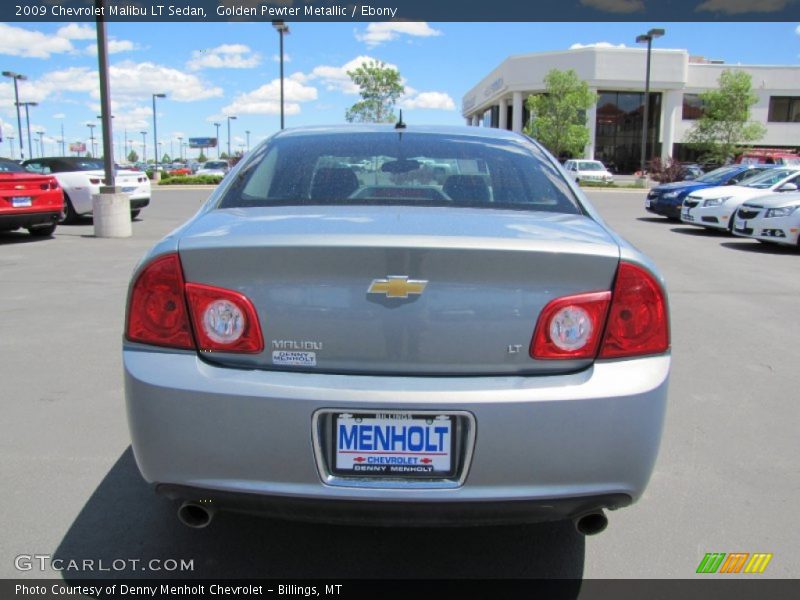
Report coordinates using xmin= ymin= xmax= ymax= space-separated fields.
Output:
xmin=177 ymin=502 xmax=215 ymax=529
xmin=177 ymin=501 xmax=608 ymax=535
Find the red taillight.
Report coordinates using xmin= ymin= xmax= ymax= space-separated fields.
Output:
xmin=530 ymin=262 xmax=669 ymax=361
xmin=126 ymin=254 xmax=194 ymax=350
xmin=185 ymin=283 xmax=264 ymax=353
xmin=599 ymin=262 xmax=669 ymax=359
xmin=530 ymin=292 xmax=611 ymax=359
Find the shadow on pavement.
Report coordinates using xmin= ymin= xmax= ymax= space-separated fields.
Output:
xmin=636 ymin=217 xmax=675 ymax=224
xmin=669 ymin=226 xmax=726 ymax=236
xmin=54 ymin=448 xmax=586 ymax=580
xmin=0 ymin=231 xmax=54 ymax=244
xmin=720 ymin=241 xmax=799 ymax=255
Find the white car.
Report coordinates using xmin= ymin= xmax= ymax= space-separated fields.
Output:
xmin=563 ymin=159 xmax=614 ymax=184
xmin=732 ymin=191 xmax=800 ymax=247
xmin=196 ymin=160 xmax=229 ymax=177
xmin=680 ymin=167 xmax=800 ymax=232
xmin=22 ymin=157 xmax=150 ymax=223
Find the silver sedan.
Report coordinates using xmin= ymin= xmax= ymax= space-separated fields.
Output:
xmin=123 ymin=125 xmax=670 ymax=534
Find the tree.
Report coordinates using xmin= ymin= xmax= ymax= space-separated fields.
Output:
xmin=345 ymin=60 xmax=404 ymax=123
xmin=127 ymin=149 xmax=138 ymax=163
xmin=161 ymin=153 xmax=171 ymax=163
xmin=524 ymin=69 xmax=596 ymax=160
xmin=686 ymin=70 xmax=766 ymax=165
xmin=197 ymin=150 xmax=207 ymax=163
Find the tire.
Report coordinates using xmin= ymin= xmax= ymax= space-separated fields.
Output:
xmin=727 ymin=214 xmax=736 ymax=233
xmin=60 ymin=194 xmax=78 ymax=224
xmin=131 ymin=209 xmax=141 ymax=219
xmin=27 ymin=223 xmax=57 ymax=237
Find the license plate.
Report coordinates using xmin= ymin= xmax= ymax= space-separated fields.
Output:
xmin=644 ymin=198 xmax=651 ymax=208
xmin=12 ymin=196 xmax=32 ymax=207
xmin=122 ymin=186 xmax=136 ymax=193
xmin=333 ymin=412 xmax=454 ymax=478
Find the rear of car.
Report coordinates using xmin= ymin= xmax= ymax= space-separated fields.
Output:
xmin=732 ymin=192 xmax=800 ymax=247
xmin=681 ymin=167 xmax=800 ymax=231
xmin=646 ymin=165 xmax=773 ymax=220
xmin=0 ymin=158 xmax=63 ymax=236
xmin=124 ymin=126 xmax=669 ymax=531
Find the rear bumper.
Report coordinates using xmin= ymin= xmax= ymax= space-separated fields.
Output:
xmin=0 ymin=211 xmax=61 ymax=231
xmin=158 ymin=484 xmax=631 ymax=526
xmin=124 ymin=349 xmax=669 ymax=523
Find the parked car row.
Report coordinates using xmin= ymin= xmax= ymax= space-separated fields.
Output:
xmin=646 ymin=164 xmax=800 ymax=249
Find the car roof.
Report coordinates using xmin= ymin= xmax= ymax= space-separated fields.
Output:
xmin=744 ymin=191 xmax=800 ymax=207
xmin=271 ymin=124 xmax=527 ymax=142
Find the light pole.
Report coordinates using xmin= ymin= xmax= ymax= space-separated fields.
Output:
xmin=87 ymin=122 xmax=96 ymax=157
xmin=140 ymin=131 xmax=147 ymax=163
xmin=272 ymin=20 xmax=290 ymax=130
xmin=246 ymin=130 xmax=250 ymax=152
xmin=177 ymin=136 xmax=183 ymax=161
xmin=7 ymin=135 xmax=14 ymax=160
xmin=2 ymin=71 xmax=27 ymax=160
xmin=55 ymin=114 xmax=66 ymax=155
xmin=152 ymin=93 xmax=166 ymax=177
xmin=19 ymin=101 xmax=38 ymax=160
xmin=226 ymin=115 xmax=237 ymax=158
xmin=36 ymin=130 xmax=44 ymax=157
xmin=635 ymin=28 xmax=665 ymax=180
xmin=213 ymin=122 xmax=221 ymax=158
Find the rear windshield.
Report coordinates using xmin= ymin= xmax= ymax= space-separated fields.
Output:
xmin=217 ymin=131 xmax=583 ymax=215
xmin=577 ymin=161 xmax=604 ymax=171
xmin=742 ymin=168 xmax=798 ymax=189
xmin=0 ymin=159 xmax=24 ymax=173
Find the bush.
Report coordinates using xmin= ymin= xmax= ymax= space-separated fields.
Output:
xmin=157 ymin=175 xmax=223 ymax=186
xmin=647 ymin=157 xmax=687 ymax=183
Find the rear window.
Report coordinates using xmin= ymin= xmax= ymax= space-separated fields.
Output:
xmin=217 ymin=131 xmax=583 ymax=215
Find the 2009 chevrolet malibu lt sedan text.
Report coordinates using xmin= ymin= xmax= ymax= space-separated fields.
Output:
xmin=123 ymin=125 xmax=670 ymax=534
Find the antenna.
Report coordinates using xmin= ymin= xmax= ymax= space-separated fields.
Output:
xmin=395 ymin=110 xmax=406 ymax=130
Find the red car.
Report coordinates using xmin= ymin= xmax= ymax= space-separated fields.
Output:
xmin=167 ymin=165 xmax=192 ymax=176
xmin=0 ymin=158 xmax=64 ymax=237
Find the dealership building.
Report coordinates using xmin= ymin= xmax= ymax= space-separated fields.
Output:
xmin=462 ymin=46 xmax=800 ymax=172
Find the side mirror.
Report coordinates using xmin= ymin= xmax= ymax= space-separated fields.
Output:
xmin=778 ymin=182 xmax=798 ymax=192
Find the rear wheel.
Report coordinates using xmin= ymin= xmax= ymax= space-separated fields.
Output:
xmin=60 ymin=194 xmax=78 ymax=224
xmin=27 ymin=223 xmax=57 ymax=237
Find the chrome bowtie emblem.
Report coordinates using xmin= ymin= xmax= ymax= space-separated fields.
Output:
xmin=367 ymin=276 xmax=428 ymax=299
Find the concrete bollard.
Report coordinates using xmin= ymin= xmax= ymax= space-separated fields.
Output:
xmin=92 ymin=192 xmax=132 ymax=238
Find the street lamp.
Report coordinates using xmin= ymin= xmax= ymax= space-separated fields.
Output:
xmin=2 ymin=71 xmax=27 ymax=160
xmin=213 ymin=122 xmax=221 ymax=158
xmin=152 ymin=93 xmax=166 ymax=177
xmin=177 ymin=136 xmax=183 ymax=161
xmin=6 ymin=135 xmax=15 ymax=160
xmin=140 ymin=130 xmax=147 ymax=163
xmin=87 ymin=122 xmax=96 ymax=157
xmin=36 ymin=130 xmax=44 ymax=157
xmin=272 ymin=20 xmax=290 ymax=130
xmin=635 ymin=28 xmax=665 ymax=180
xmin=245 ymin=130 xmax=250 ymax=152
xmin=18 ymin=101 xmax=38 ymax=160
xmin=227 ymin=115 xmax=237 ymax=158
xmin=55 ymin=113 xmax=66 ymax=156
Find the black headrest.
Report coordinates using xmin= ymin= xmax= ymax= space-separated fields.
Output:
xmin=310 ymin=168 xmax=359 ymax=200
xmin=443 ymin=175 xmax=490 ymax=203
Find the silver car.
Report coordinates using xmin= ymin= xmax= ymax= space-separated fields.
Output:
xmin=124 ymin=125 xmax=670 ymax=534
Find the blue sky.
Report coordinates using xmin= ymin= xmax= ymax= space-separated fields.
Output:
xmin=1 ymin=21 xmax=799 ymax=161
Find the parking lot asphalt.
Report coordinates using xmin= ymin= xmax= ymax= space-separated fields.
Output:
xmin=1 ymin=188 xmax=797 ymax=580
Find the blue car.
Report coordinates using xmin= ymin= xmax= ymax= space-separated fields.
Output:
xmin=645 ymin=165 xmax=774 ymax=220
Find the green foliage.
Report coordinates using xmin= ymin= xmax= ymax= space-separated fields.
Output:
xmin=161 ymin=153 xmax=171 ymax=163
xmin=198 ymin=151 xmax=207 ymax=163
xmin=524 ymin=69 xmax=596 ymax=160
xmin=158 ymin=174 xmax=223 ymax=185
xmin=686 ymin=70 xmax=766 ymax=164
xmin=127 ymin=149 xmax=138 ymax=163
xmin=345 ymin=60 xmax=405 ymax=123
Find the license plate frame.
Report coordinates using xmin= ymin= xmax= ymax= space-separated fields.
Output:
xmin=122 ymin=186 xmax=136 ymax=193
xmin=332 ymin=411 xmax=457 ymax=479
xmin=12 ymin=196 xmax=32 ymax=207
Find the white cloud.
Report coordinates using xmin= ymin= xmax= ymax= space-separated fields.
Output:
xmin=109 ymin=61 xmax=223 ymax=102
xmin=187 ymin=44 xmax=261 ymax=70
xmin=400 ymin=91 xmax=455 ymax=111
xmin=570 ymin=42 xmax=627 ymax=49
xmin=56 ymin=23 xmax=95 ymax=41
xmin=272 ymin=53 xmax=292 ymax=63
xmin=84 ymin=39 xmax=141 ymax=55
xmin=300 ymin=56 xmax=399 ymax=95
xmin=579 ymin=0 xmax=644 ymax=13
xmin=356 ymin=22 xmax=442 ymax=47
xmin=221 ymin=78 xmax=318 ymax=116
xmin=0 ymin=23 xmax=74 ymax=58
xmin=696 ymin=0 xmax=790 ymax=13
xmin=52 ymin=113 xmax=66 ymax=119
